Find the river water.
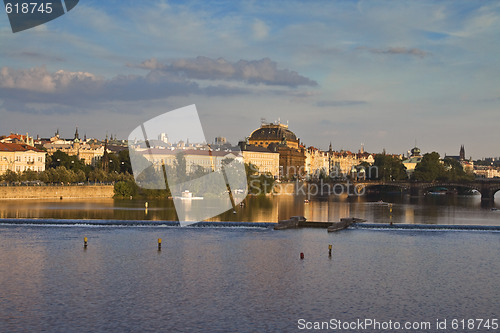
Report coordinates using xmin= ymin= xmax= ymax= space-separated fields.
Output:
xmin=0 ymin=193 xmax=499 ymax=225
xmin=0 ymin=194 xmax=499 ymax=332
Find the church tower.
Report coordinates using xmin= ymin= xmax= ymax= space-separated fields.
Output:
xmin=459 ymin=145 xmax=465 ymax=161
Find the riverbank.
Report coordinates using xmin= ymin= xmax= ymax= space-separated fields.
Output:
xmin=0 ymin=185 xmax=114 ymax=200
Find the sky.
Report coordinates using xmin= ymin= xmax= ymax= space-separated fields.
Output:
xmin=1 ymin=0 xmax=499 ymax=159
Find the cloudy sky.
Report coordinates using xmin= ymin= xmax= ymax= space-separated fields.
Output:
xmin=1 ymin=0 xmax=499 ymax=158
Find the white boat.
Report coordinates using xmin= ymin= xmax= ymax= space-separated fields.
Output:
xmin=174 ymin=190 xmax=204 ymax=200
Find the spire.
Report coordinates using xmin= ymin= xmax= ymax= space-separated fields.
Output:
xmin=329 ymin=142 xmax=332 ymax=153
xmin=102 ymin=134 xmax=109 ymax=172
xmin=74 ymin=127 xmax=79 ymax=140
xmin=460 ymin=145 xmax=465 ymax=161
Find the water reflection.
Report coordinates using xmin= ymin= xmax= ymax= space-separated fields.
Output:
xmin=0 ymin=193 xmax=499 ymax=225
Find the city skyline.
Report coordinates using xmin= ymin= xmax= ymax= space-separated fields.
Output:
xmin=1 ymin=1 xmax=499 ymax=158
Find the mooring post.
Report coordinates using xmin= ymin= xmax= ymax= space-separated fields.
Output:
xmin=158 ymin=238 xmax=162 ymax=251
xmin=328 ymin=244 xmax=332 ymax=257
xmin=83 ymin=237 xmax=88 ymax=248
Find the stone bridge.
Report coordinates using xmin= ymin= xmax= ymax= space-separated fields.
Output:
xmin=352 ymin=180 xmax=500 ymax=202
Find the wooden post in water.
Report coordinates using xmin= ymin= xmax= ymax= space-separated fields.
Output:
xmin=328 ymin=244 xmax=332 ymax=257
xmin=84 ymin=237 xmax=88 ymax=249
xmin=158 ymin=238 xmax=162 ymax=251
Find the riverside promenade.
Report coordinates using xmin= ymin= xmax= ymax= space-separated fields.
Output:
xmin=0 ymin=184 xmax=114 ymax=200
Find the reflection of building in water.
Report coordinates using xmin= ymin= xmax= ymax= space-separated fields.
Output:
xmin=404 ymin=207 xmax=415 ymax=224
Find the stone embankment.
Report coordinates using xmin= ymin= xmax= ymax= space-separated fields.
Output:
xmin=0 ymin=185 xmax=114 ymax=199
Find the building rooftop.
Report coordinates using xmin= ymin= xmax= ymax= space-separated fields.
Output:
xmin=0 ymin=142 xmax=44 ymax=153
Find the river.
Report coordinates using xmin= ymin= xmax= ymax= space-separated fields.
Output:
xmin=0 ymin=194 xmax=498 ymax=332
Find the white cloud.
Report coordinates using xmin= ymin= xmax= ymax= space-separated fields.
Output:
xmin=252 ymin=19 xmax=269 ymax=40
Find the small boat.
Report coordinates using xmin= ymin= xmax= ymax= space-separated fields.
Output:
xmin=173 ymin=190 xmax=204 ymax=200
xmin=304 ymin=199 xmax=310 ymax=203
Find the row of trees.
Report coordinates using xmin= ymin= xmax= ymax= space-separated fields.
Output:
xmin=365 ymin=152 xmax=474 ymax=182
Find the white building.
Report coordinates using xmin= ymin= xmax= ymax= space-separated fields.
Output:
xmin=0 ymin=142 xmax=46 ymax=174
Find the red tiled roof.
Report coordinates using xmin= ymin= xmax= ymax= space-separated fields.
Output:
xmin=0 ymin=142 xmax=44 ymax=153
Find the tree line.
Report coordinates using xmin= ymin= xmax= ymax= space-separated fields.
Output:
xmin=361 ymin=152 xmax=474 ymax=182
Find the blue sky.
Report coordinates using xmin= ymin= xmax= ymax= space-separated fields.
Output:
xmin=1 ymin=0 xmax=499 ymax=158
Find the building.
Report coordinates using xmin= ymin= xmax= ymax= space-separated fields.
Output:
xmin=248 ymin=121 xmax=300 ymax=150
xmin=402 ymin=146 xmax=423 ymax=177
xmin=445 ymin=145 xmax=474 ymax=172
xmin=43 ymin=128 xmax=107 ymax=166
xmin=305 ymin=147 xmax=329 ymax=178
xmin=0 ymin=142 xmax=46 ymax=175
xmin=0 ymin=133 xmax=35 ymax=147
xmin=248 ymin=121 xmax=305 ymax=179
xmin=138 ymin=148 xmax=242 ymax=174
xmin=238 ymin=143 xmax=280 ymax=178
xmin=474 ymin=165 xmax=500 ymax=178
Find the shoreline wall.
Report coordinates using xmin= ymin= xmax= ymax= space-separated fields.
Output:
xmin=0 ymin=185 xmax=114 ymax=200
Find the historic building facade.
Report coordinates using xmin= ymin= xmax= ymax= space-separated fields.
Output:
xmin=0 ymin=142 xmax=46 ymax=175
xmin=248 ymin=121 xmax=306 ymax=179
xmin=43 ymin=128 xmax=106 ymax=166
xmin=238 ymin=143 xmax=280 ymax=178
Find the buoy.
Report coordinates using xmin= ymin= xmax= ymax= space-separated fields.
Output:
xmin=300 ymin=252 xmax=304 ymax=259
xmin=328 ymin=244 xmax=332 ymax=256
xmin=233 ymin=210 xmax=237 ymax=214
xmin=84 ymin=237 xmax=88 ymax=248
xmin=158 ymin=238 xmax=162 ymax=251
xmin=145 ymin=202 xmax=149 ymax=208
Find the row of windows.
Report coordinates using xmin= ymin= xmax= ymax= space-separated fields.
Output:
xmin=12 ymin=166 xmax=44 ymax=172
xmin=9 ymin=156 xmax=44 ymax=162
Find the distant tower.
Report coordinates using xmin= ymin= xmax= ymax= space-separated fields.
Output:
xmin=102 ymin=134 xmax=109 ymax=172
xmin=459 ymin=145 xmax=465 ymax=161
xmin=328 ymin=142 xmax=333 ymax=174
xmin=74 ymin=127 xmax=80 ymax=141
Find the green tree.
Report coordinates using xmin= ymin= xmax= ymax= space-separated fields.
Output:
xmin=443 ymin=158 xmax=474 ymax=182
xmin=413 ymin=152 xmax=445 ymax=181
xmin=2 ymin=170 xmax=19 ymax=182
xmin=173 ymin=151 xmax=187 ymax=185
xmin=114 ymin=180 xmax=138 ymax=198
xmin=117 ymin=149 xmax=132 ymax=174
xmin=47 ymin=150 xmax=87 ymax=172
xmin=371 ymin=154 xmax=407 ymax=181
